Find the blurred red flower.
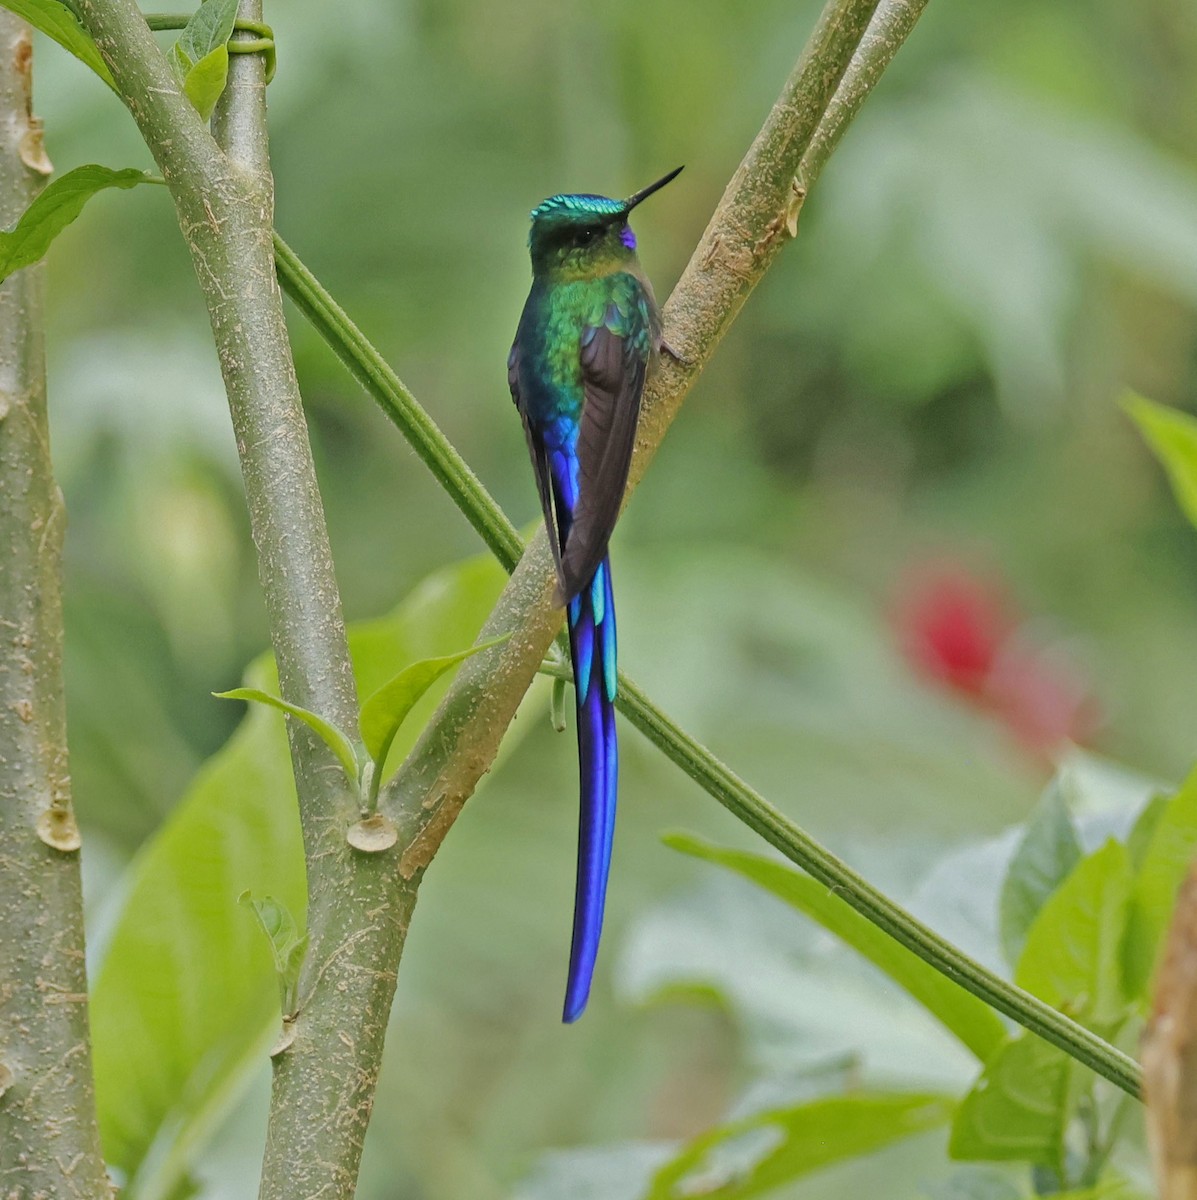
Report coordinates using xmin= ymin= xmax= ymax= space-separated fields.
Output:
xmin=895 ymin=566 xmax=1012 ymax=697
xmin=894 ymin=562 xmax=1101 ymax=757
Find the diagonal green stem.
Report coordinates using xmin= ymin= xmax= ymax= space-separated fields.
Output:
xmin=272 ymin=232 xmax=523 ymax=572
xmin=615 ymin=677 xmax=1143 ymax=1098
xmin=271 ymin=0 xmax=1143 ymax=1104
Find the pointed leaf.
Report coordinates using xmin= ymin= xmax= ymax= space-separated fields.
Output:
xmin=169 ymin=39 xmax=192 ymax=77
xmin=999 ymin=779 xmax=1082 ymax=968
xmin=238 ymin=892 xmax=307 ymax=1008
xmin=666 ymin=834 xmax=1006 ymax=1062
xmin=181 ymin=45 xmax=229 ymax=121
xmin=359 ymin=634 xmax=510 ymax=771
xmin=168 ymin=0 xmax=239 ymax=118
xmin=0 ymin=0 xmax=115 ymax=88
xmin=173 ymin=0 xmax=238 ymax=65
xmin=648 ymin=1092 xmax=953 ymax=1199
xmin=950 ymin=1034 xmax=1078 ymax=1173
xmin=213 ymin=687 xmax=359 ymax=783
xmin=1124 ymin=765 xmax=1197 ymax=1000
xmin=237 ymin=893 xmax=301 ymax=973
xmin=0 ymin=165 xmax=159 ymax=285
xmin=1124 ymin=392 xmax=1197 ymax=532
xmin=1014 ymin=841 xmax=1131 ymax=1028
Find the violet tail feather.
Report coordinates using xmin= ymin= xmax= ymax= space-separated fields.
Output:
xmin=562 ymin=553 xmax=618 ymax=1023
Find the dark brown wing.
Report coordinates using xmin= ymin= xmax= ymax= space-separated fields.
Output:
xmin=558 ymin=322 xmax=647 ymax=600
xmin=509 ymin=339 xmax=566 ymax=584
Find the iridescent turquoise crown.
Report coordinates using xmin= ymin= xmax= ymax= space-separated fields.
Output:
xmin=530 ymin=193 xmax=624 ymax=222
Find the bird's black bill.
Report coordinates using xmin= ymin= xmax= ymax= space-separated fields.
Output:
xmin=622 ymin=165 xmax=684 ymax=213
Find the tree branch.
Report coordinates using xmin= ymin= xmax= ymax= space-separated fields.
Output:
xmin=634 ymin=0 xmax=882 ymax=452
xmin=0 ymin=15 xmax=111 ymax=1196
xmin=798 ymin=0 xmax=929 ymax=195
xmin=66 ymin=3 xmax=415 ymax=1196
xmin=1143 ymin=859 xmax=1197 ymax=1199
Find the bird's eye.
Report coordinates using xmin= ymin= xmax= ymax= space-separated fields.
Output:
xmin=576 ymin=228 xmax=596 ymax=245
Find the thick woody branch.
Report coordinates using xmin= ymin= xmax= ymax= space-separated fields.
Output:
xmin=0 ymin=15 xmax=110 ymax=1197
xmin=69 ymin=2 xmax=409 ymax=1196
xmin=1145 ymin=861 xmax=1197 ymax=1199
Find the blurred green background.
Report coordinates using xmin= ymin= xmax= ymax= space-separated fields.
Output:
xmin=33 ymin=0 xmax=1197 ymax=1194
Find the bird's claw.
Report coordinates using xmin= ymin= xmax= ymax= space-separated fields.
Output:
xmin=659 ymin=337 xmax=691 ymax=367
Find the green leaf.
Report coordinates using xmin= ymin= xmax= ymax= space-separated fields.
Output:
xmin=958 ymin=862 xmax=1126 ymax=1175
xmin=1124 ymin=764 xmax=1197 ymax=999
xmin=648 ymin=1092 xmax=953 ymax=1199
xmin=359 ymin=633 xmax=510 ymax=773
xmin=0 ymin=165 xmax=159 ymax=285
xmin=213 ymin=687 xmax=359 ymax=784
xmin=949 ymin=1034 xmax=1077 ymax=1173
xmin=0 ymin=0 xmax=115 ymax=88
xmin=999 ymin=779 xmax=1083 ymax=968
xmin=92 ymin=552 xmax=530 ymax=1198
xmin=1123 ymin=391 xmax=1197 ymax=531
xmin=169 ymin=0 xmax=239 ymax=118
xmin=172 ymin=0 xmax=238 ymax=65
xmin=666 ymin=834 xmax=1006 ymax=1061
xmin=180 ymin=45 xmax=229 ymax=121
xmin=1126 ymin=793 xmax=1169 ymax=871
xmin=238 ymin=892 xmax=307 ymax=1011
xmin=1014 ymin=840 xmax=1132 ymax=1028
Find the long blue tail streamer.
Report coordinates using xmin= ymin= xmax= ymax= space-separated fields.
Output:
xmin=562 ymin=555 xmax=618 ymax=1022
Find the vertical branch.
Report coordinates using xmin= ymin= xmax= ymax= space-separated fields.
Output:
xmin=69 ymin=3 xmax=413 ymax=1197
xmin=71 ymin=2 xmax=358 ymax=739
xmin=0 ymin=15 xmax=110 ymax=1197
xmin=1145 ymin=860 xmax=1197 ymax=1200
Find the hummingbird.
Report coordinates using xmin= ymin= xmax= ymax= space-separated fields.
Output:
xmin=508 ymin=166 xmax=682 ymax=1022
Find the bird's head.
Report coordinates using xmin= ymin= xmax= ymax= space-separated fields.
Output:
xmin=527 ymin=166 xmax=682 ymax=280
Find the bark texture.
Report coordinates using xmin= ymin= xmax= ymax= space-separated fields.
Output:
xmin=0 ymin=16 xmax=110 ymax=1199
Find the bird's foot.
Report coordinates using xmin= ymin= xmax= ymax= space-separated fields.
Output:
xmin=659 ymin=337 xmax=691 ymax=367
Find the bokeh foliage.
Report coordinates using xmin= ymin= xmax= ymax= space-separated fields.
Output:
xmin=25 ymin=0 xmax=1197 ymax=1194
